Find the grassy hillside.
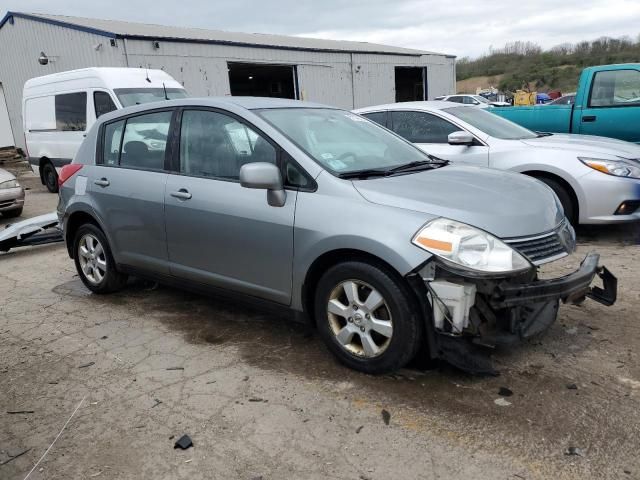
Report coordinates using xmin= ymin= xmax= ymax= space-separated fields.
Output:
xmin=457 ymin=37 xmax=640 ymax=93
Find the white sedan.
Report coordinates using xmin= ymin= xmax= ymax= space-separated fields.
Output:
xmin=354 ymin=101 xmax=640 ymax=225
xmin=434 ymin=94 xmax=511 ymax=107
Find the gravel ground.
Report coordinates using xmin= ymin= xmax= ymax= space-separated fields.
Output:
xmin=1 ymin=166 xmax=639 ymax=479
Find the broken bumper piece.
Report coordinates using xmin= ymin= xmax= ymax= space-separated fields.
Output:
xmin=491 ymin=252 xmax=617 ymax=308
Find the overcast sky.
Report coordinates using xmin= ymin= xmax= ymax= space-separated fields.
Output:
xmin=4 ymin=0 xmax=640 ymax=58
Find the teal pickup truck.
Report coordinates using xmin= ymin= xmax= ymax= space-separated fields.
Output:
xmin=492 ymin=64 xmax=640 ymax=143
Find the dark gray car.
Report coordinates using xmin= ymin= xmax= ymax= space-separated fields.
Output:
xmin=57 ymin=98 xmax=616 ymax=374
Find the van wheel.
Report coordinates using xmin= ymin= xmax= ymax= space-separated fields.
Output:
xmin=314 ymin=261 xmax=423 ymax=374
xmin=537 ymin=177 xmax=577 ymax=225
xmin=73 ymin=224 xmax=127 ymax=293
xmin=42 ymin=162 xmax=59 ymax=193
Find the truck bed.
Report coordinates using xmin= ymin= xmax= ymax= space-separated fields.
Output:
xmin=491 ymin=105 xmax=573 ymax=133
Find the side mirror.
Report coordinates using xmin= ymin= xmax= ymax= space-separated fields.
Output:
xmin=448 ymin=131 xmax=474 ymax=146
xmin=239 ymin=162 xmax=286 ymax=207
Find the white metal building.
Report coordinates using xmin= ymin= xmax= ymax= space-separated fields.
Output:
xmin=0 ymin=11 xmax=456 ymax=149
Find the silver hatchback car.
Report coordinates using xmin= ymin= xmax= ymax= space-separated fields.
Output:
xmin=58 ymin=98 xmax=616 ymax=374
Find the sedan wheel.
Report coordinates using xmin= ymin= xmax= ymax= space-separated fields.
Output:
xmin=327 ymin=280 xmax=393 ymax=358
xmin=315 ymin=261 xmax=423 ymax=374
xmin=78 ymin=233 xmax=107 ymax=285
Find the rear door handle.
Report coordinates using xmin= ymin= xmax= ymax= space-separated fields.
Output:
xmin=94 ymin=178 xmax=110 ymax=187
xmin=170 ymin=189 xmax=192 ymax=200
xmin=582 ymin=115 xmax=596 ymax=122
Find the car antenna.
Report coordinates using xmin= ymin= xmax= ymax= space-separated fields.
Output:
xmin=163 ymin=81 xmax=169 ymax=100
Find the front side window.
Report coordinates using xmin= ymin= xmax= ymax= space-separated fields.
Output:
xmin=443 ymin=106 xmax=538 ymax=140
xmin=589 ymin=69 xmax=640 ymax=107
xmin=180 ymin=110 xmax=276 ymax=180
xmin=255 ymin=108 xmax=429 ymax=174
xmin=55 ymin=92 xmax=87 ymax=131
xmin=391 ymin=111 xmax=459 ymax=144
xmin=119 ymin=111 xmax=172 ymax=170
xmin=361 ymin=111 xmax=387 ymax=128
xmin=114 ymin=88 xmax=188 ymax=107
xmin=94 ymin=91 xmax=117 ymax=118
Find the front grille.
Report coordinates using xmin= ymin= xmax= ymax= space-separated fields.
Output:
xmin=0 ymin=200 xmax=15 ymax=208
xmin=505 ymin=223 xmax=571 ymax=265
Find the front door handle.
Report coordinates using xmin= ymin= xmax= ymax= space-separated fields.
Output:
xmin=94 ymin=178 xmax=110 ymax=187
xmin=582 ymin=115 xmax=597 ymax=122
xmin=170 ymin=189 xmax=192 ymax=200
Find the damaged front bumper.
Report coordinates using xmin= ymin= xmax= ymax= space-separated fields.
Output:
xmin=407 ymin=252 xmax=617 ymax=374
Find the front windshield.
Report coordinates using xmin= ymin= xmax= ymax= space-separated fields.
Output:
xmin=114 ymin=88 xmax=188 ymax=107
xmin=255 ymin=108 xmax=430 ymax=174
xmin=473 ymin=95 xmax=490 ymax=104
xmin=443 ymin=106 xmax=538 ymax=140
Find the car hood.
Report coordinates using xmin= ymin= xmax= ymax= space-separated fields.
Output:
xmin=520 ymin=133 xmax=640 ymax=159
xmin=0 ymin=168 xmax=16 ymax=183
xmin=352 ymin=166 xmax=563 ymax=239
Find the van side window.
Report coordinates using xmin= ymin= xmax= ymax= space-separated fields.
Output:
xmin=120 ymin=111 xmax=172 ymax=171
xmin=94 ymin=92 xmax=117 ymax=118
xmin=55 ymin=92 xmax=87 ymax=131
xmin=103 ymin=120 xmax=125 ymax=166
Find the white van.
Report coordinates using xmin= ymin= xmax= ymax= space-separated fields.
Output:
xmin=23 ymin=68 xmax=187 ymax=192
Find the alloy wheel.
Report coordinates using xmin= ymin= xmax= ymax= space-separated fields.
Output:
xmin=78 ymin=233 xmax=107 ymax=285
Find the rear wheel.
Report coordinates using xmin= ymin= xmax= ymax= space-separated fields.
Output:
xmin=42 ymin=161 xmax=59 ymax=193
xmin=73 ymin=224 xmax=127 ymax=293
xmin=314 ymin=261 xmax=423 ymax=374
xmin=2 ymin=207 xmax=22 ymax=218
xmin=537 ymin=177 xmax=577 ymax=225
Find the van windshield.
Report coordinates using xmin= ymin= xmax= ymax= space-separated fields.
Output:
xmin=114 ymin=88 xmax=188 ymax=107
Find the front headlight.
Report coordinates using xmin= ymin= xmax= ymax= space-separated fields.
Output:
xmin=0 ymin=179 xmax=19 ymax=189
xmin=579 ymin=157 xmax=640 ymax=179
xmin=412 ymin=218 xmax=531 ymax=274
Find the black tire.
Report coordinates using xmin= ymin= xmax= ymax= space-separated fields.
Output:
xmin=314 ymin=261 xmax=423 ymax=374
xmin=42 ymin=161 xmax=59 ymax=193
xmin=73 ymin=223 xmax=127 ymax=294
xmin=2 ymin=207 xmax=23 ymax=218
xmin=537 ymin=177 xmax=577 ymax=225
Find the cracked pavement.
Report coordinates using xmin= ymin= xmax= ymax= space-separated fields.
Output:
xmin=1 ymin=170 xmax=639 ymax=479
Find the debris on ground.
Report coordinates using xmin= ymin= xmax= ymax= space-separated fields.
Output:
xmin=0 ymin=448 xmax=31 ymax=465
xmin=498 ymin=387 xmax=514 ymax=397
xmin=152 ymin=399 xmax=162 ymax=408
xmin=174 ymin=434 xmax=193 ymax=450
xmin=565 ymin=447 xmax=585 ymax=457
xmin=355 ymin=425 xmax=364 ymax=434
xmin=78 ymin=362 xmax=95 ymax=368
xmin=7 ymin=410 xmax=34 ymax=414
xmin=248 ymin=397 xmax=268 ymax=402
xmin=166 ymin=367 xmax=184 ymax=371
xmin=381 ymin=409 xmax=391 ymax=425
xmin=566 ymin=383 xmax=578 ymax=390
xmin=494 ymin=398 xmax=512 ymax=407
xmin=100 ymin=336 xmax=108 ymax=340
xmin=565 ymin=327 xmax=578 ymax=335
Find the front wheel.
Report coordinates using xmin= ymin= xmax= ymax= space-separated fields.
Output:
xmin=537 ymin=177 xmax=577 ymax=225
xmin=73 ymin=224 xmax=127 ymax=293
xmin=42 ymin=162 xmax=59 ymax=193
xmin=314 ymin=261 xmax=423 ymax=374
xmin=2 ymin=207 xmax=23 ymax=218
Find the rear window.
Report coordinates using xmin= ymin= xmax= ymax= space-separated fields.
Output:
xmin=114 ymin=88 xmax=187 ymax=107
xmin=55 ymin=92 xmax=87 ymax=131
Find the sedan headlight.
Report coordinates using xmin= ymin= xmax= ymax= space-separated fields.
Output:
xmin=412 ymin=218 xmax=531 ymax=274
xmin=579 ymin=157 xmax=640 ymax=179
xmin=0 ymin=179 xmax=19 ymax=189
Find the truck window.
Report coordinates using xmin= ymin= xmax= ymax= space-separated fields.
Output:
xmin=589 ymin=69 xmax=640 ymax=107
xmin=55 ymin=92 xmax=87 ymax=131
xmin=94 ymin=92 xmax=117 ymax=118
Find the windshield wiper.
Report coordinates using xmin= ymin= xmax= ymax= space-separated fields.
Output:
xmin=336 ymin=168 xmax=390 ymax=179
xmin=536 ymin=131 xmax=553 ymax=137
xmin=337 ymin=156 xmax=449 ymax=179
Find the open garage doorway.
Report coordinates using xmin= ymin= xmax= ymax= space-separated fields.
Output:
xmin=395 ymin=67 xmax=427 ymax=102
xmin=228 ymin=62 xmax=298 ymax=99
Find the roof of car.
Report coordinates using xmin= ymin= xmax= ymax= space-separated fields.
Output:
xmin=354 ymin=101 xmax=471 ymax=113
xmin=95 ymin=96 xmax=337 ymax=124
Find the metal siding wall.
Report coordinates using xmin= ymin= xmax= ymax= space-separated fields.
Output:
xmin=426 ymin=56 xmax=457 ymax=99
xmin=0 ymin=17 xmax=127 ymax=149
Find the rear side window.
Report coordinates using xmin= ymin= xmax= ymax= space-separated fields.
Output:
xmin=361 ymin=111 xmax=387 ymax=127
xmin=101 ymin=111 xmax=172 ymax=170
xmin=391 ymin=111 xmax=459 ymax=143
xmin=589 ymin=69 xmax=640 ymax=107
xmin=55 ymin=92 xmax=87 ymax=131
xmin=94 ymin=92 xmax=117 ymax=118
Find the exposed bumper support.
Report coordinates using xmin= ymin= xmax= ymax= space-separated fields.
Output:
xmin=0 ymin=212 xmax=63 ymax=252
xmin=490 ymin=252 xmax=617 ymax=308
